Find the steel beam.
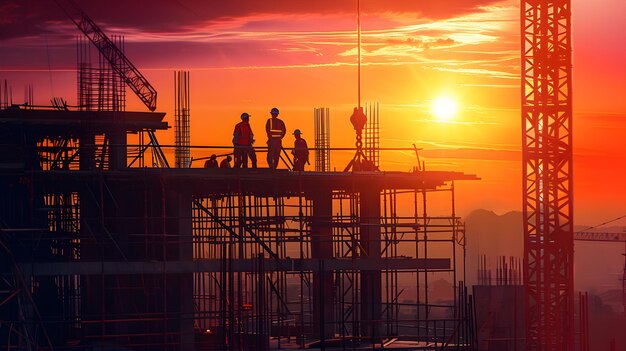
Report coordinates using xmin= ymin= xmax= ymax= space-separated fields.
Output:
xmin=11 ymin=258 xmax=450 ymax=276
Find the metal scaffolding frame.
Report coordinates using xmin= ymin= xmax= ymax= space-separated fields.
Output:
xmin=189 ymin=184 xmax=474 ymax=349
xmin=1 ymin=106 xmax=478 ymax=350
xmin=77 ymin=36 xmax=126 ymax=112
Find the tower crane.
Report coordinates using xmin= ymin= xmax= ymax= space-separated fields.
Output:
xmin=522 ymin=0 xmax=574 ymax=348
xmin=54 ymin=0 xmax=158 ymax=111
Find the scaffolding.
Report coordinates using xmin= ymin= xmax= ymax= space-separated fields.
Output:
xmin=77 ymin=36 xmax=126 ymax=112
xmin=190 ymin=182 xmax=475 ymax=349
xmin=1 ymin=106 xmax=478 ymax=350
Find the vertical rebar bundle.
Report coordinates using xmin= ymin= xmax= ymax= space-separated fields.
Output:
xmin=24 ymin=85 xmax=33 ymax=109
xmin=174 ymin=71 xmax=191 ymax=168
xmin=1 ymin=79 xmax=12 ymax=109
xmin=314 ymin=107 xmax=331 ymax=172
xmin=364 ymin=102 xmax=380 ymax=168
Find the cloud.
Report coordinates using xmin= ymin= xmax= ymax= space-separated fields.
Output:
xmin=0 ymin=0 xmax=510 ymax=41
xmin=385 ymin=37 xmax=458 ymax=49
xmin=0 ymin=0 xmax=518 ymax=73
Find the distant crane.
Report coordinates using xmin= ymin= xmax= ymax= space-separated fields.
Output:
xmin=574 ymin=231 xmax=626 ymax=243
xmin=574 ymin=230 xmax=626 ymax=317
xmin=54 ymin=0 xmax=158 ymax=111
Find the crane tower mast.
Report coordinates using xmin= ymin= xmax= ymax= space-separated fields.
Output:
xmin=521 ymin=0 xmax=574 ymax=350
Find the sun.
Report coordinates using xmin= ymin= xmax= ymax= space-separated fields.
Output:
xmin=431 ymin=97 xmax=458 ymax=121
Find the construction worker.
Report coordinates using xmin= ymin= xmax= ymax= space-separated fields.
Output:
xmin=291 ymin=129 xmax=309 ymax=172
xmin=265 ymin=107 xmax=286 ymax=169
xmin=204 ymin=154 xmax=218 ymax=168
xmin=233 ymin=112 xmax=257 ymax=168
xmin=219 ymin=155 xmax=232 ymax=169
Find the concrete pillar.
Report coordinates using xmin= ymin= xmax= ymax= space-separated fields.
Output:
xmin=79 ymin=132 xmax=95 ymax=170
xmin=165 ymin=188 xmax=194 ymax=349
xmin=309 ymin=189 xmax=335 ymax=341
xmin=108 ymin=131 xmax=127 ymax=170
xmin=360 ymin=188 xmax=381 ymax=342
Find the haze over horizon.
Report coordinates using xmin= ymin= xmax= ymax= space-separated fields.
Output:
xmin=1 ymin=0 xmax=625 ymax=223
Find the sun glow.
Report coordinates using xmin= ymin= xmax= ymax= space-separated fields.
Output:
xmin=431 ymin=97 xmax=458 ymax=121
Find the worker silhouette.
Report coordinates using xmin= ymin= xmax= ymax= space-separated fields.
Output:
xmin=220 ymin=155 xmax=232 ymax=169
xmin=233 ymin=112 xmax=257 ymax=168
xmin=265 ymin=107 xmax=286 ymax=169
xmin=291 ymin=129 xmax=309 ymax=172
xmin=204 ymin=154 xmax=218 ymax=168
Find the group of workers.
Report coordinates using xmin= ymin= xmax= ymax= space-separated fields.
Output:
xmin=204 ymin=107 xmax=309 ymax=171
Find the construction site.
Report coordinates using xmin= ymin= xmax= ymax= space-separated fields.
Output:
xmin=1 ymin=1 xmax=625 ymax=351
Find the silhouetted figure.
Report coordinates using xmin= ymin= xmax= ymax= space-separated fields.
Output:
xmin=204 ymin=154 xmax=218 ymax=168
xmin=233 ymin=112 xmax=257 ymax=168
xmin=265 ymin=107 xmax=286 ymax=169
xmin=291 ymin=129 xmax=309 ymax=172
xmin=220 ymin=155 xmax=232 ymax=169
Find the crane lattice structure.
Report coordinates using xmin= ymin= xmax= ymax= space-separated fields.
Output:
xmin=521 ymin=0 xmax=574 ymax=350
xmin=55 ymin=0 xmax=157 ymax=111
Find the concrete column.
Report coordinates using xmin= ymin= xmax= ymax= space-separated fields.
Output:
xmin=108 ymin=131 xmax=127 ymax=170
xmin=165 ymin=188 xmax=194 ymax=349
xmin=79 ymin=132 xmax=95 ymax=170
xmin=360 ymin=188 xmax=381 ymax=342
xmin=309 ymin=189 xmax=335 ymax=341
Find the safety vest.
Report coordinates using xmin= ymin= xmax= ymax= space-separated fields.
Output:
xmin=234 ymin=122 xmax=253 ymax=145
xmin=266 ymin=118 xmax=285 ymax=139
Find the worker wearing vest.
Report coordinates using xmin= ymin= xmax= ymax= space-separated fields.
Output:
xmin=265 ymin=107 xmax=286 ymax=169
xmin=291 ymin=129 xmax=309 ymax=172
xmin=233 ymin=112 xmax=257 ymax=168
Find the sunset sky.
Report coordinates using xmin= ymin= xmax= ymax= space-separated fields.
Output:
xmin=1 ymin=0 xmax=625 ymax=224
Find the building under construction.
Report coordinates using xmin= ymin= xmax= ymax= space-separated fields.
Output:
xmin=6 ymin=0 xmax=624 ymax=350
xmin=0 ymin=101 xmax=478 ymax=350
xmin=0 ymin=2 xmax=482 ymax=349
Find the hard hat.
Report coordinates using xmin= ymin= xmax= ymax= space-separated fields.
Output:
xmin=293 ymin=129 xmax=302 ymax=135
xmin=241 ymin=112 xmax=251 ymax=119
xmin=270 ymin=107 xmax=279 ymax=115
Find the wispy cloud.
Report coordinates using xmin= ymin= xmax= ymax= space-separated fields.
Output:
xmin=1 ymin=2 xmax=519 ymax=72
xmin=411 ymin=118 xmax=500 ymax=125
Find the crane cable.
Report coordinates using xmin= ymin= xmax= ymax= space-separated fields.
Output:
xmin=357 ymin=0 xmax=361 ymax=109
xmin=579 ymin=214 xmax=626 ymax=232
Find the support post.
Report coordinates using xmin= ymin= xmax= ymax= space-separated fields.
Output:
xmin=309 ymin=189 xmax=334 ymax=340
xmin=108 ymin=130 xmax=127 ymax=170
xmin=360 ymin=188 xmax=381 ymax=343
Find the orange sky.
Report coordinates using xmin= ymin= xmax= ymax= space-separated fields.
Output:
xmin=1 ymin=0 xmax=625 ymax=224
